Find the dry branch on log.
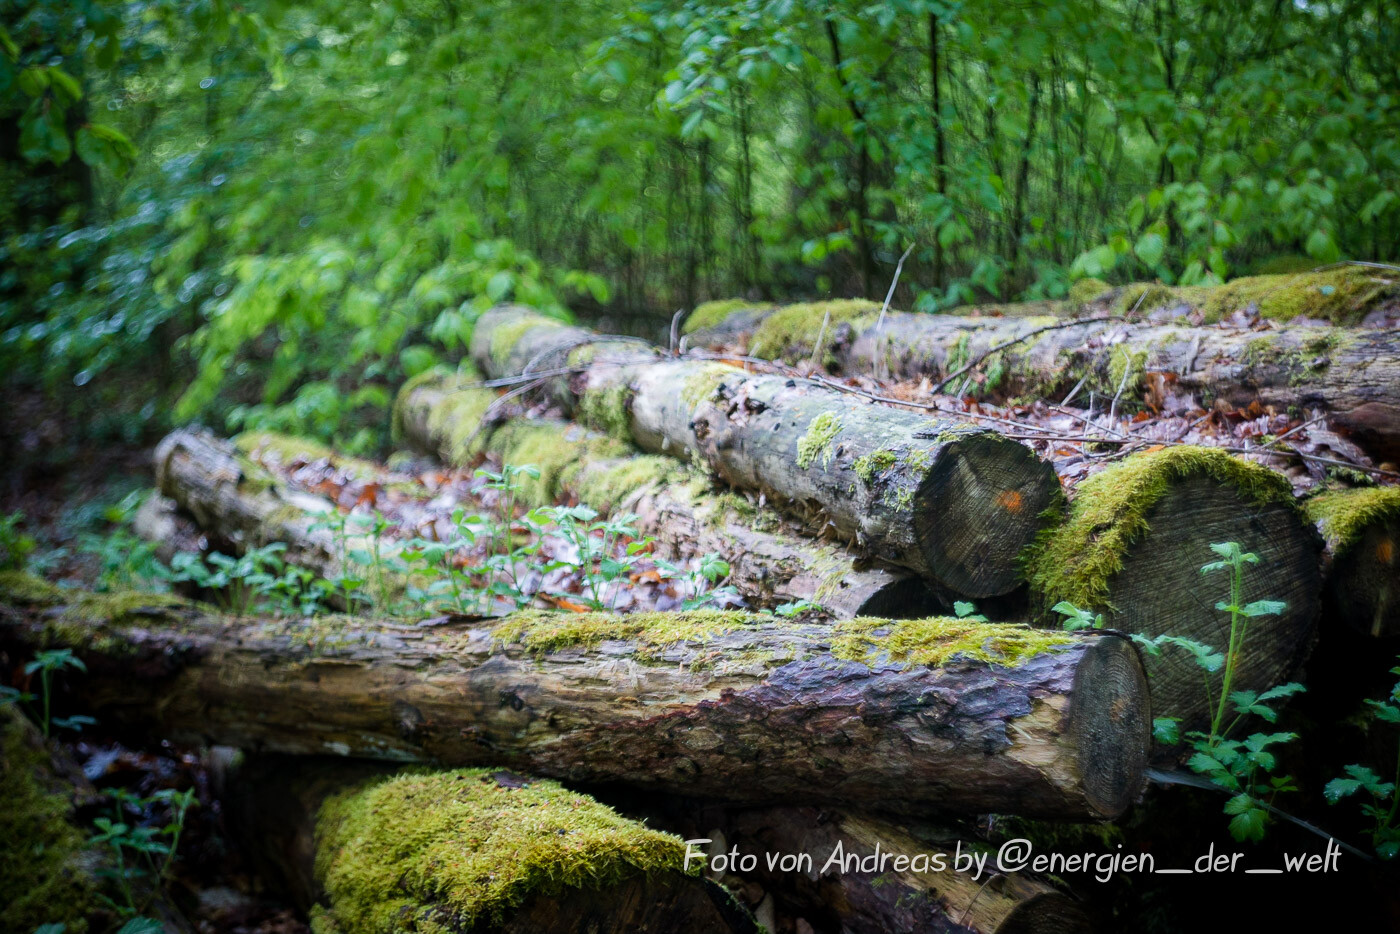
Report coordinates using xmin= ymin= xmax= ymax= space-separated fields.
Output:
xmin=394 ymin=371 xmax=944 ymax=618
xmin=0 ymin=576 xmax=1151 ymax=820
xmin=469 ymin=306 xmax=1064 ymax=598
xmin=683 ymin=300 xmax=1400 ymax=461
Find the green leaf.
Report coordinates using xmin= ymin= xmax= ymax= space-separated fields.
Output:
xmin=1228 ymin=805 xmax=1268 ymax=842
xmin=1133 ymin=232 xmax=1165 ymax=268
xmin=19 ymin=107 xmax=71 ymax=165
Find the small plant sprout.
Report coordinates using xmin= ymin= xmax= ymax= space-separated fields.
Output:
xmin=1052 ymin=601 xmax=1102 ymax=631
xmin=1326 ymin=660 xmax=1400 ymax=859
xmin=24 ymin=649 xmax=88 ymax=738
xmin=775 ymin=599 xmax=819 ymax=617
xmin=954 ymin=601 xmax=988 ymax=622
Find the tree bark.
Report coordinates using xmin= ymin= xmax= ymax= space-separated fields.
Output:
xmin=683 ymin=303 xmax=1400 ymax=460
xmin=223 ymin=757 xmax=756 ymax=934
xmin=468 ymin=307 xmax=1064 ymax=598
xmin=1306 ymin=488 xmax=1400 ymax=639
xmin=0 ymin=580 xmax=1151 ymax=820
xmin=394 ymin=372 xmax=944 ymax=618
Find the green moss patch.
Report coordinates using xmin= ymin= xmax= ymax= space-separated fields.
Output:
xmin=489 ymin=314 xmax=564 ymax=367
xmin=680 ymin=362 xmax=740 ymax=410
xmin=1115 ymin=268 xmax=1397 ymax=324
xmin=1305 ymin=487 xmax=1400 ymax=554
xmin=1027 ymin=446 xmax=1296 ymax=612
xmin=235 ymin=431 xmax=390 ymax=484
xmin=852 ymin=449 xmax=897 ymax=483
xmin=577 ymin=381 xmax=633 ymax=443
xmin=492 ymin=609 xmax=759 ymax=659
xmin=572 ymin=455 xmax=686 ymax=511
xmin=832 ymin=617 xmax=1073 ymax=668
xmin=489 ymin=423 xmax=630 ymax=507
xmin=0 ymin=707 xmax=98 ymax=933
xmin=1068 ymin=278 xmax=1113 ymax=303
xmin=796 ymin=412 xmax=843 ymax=470
xmin=682 ymin=298 xmax=773 ymax=335
xmin=749 ymin=299 xmax=881 ymax=361
xmin=315 ymin=768 xmax=690 ymax=934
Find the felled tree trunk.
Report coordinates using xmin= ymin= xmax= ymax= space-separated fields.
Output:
xmin=224 ymin=757 xmax=755 ymax=934
xmin=393 ymin=373 xmax=944 ymax=618
xmin=0 ymin=577 xmax=1151 ymax=820
xmin=1026 ymin=446 xmax=1321 ymax=730
xmin=683 ymin=301 xmax=1400 ymax=461
xmin=153 ymin=428 xmax=346 ymax=581
xmin=1306 ymin=487 xmax=1400 ymax=639
xmin=468 ymin=307 xmax=1064 ymax=598
xmin=655 ymin=804 xmax=1092 ymax=934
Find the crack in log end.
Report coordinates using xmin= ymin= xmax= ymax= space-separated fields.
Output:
xmin=915 ymin=433 xmax=1065 ymax=598
xmin=1064 ymin=636 xmax=1150 ymax=819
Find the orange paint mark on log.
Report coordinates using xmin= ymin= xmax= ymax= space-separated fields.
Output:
xmin=996 ymin=490 xmax=1025 ymax=513
xmin=1378 ymin=538 xmax=1394 ymax=566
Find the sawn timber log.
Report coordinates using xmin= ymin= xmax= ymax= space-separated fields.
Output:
xmin=0 ymin=576 xmax=1151 ymax=820
xmin=468 ymin=306 xmax=1064 ymax=598
xmin=683 ymin=299 xmax=1400 ymax=461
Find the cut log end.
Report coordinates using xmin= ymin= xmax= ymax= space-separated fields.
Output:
xmin=997 ymin=894 xmax=1094 ymax=934
xmin=1109 ymin=476 xmax=1320 ymax=727
xmin=916 ymin=433 xmax=1063 ymax=598
xmin=849 ymin=576 xmax=946 ymax=618
xmin=1068 ymin=636 xmax=1152 ymax=820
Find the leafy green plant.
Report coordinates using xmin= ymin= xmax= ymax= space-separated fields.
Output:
xmin=775 ymin=599 xmax=819 ymax=617
xmin=168 ymin=542 xmax=304 ymax=616
xmin=1057 ymin=542 xmax=1302 ymax=841
xmin=23 ymin=649 xmax=88 ymax=739
xmin=1326 ymin=660 xmax=1400 ymax=859
xmin=655 ymin=551 xmax=739 ymax=612
xmin=953 ymin=601 xmax=988 ymax=622
xmin=89 ymin=787 xmax=198 ymax=919
xmin=80 ymin=529 xmax=169 ymax=593
xmin=0 ymin=510 xmax=37 ymax=570
xmin=1140 ymin=542 xmax=1301 ymax=842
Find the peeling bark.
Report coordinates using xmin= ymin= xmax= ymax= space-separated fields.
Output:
xmin=0 ymin=589 xmax=1151 ymax=820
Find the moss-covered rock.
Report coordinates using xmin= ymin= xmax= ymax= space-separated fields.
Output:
xmin=489 ymin=422 xmax=630 ymax=507
xmin=0 ymin=707 xmax=99 ymax=933
xmin=314 ymin=768 xmax=692 ymax=934
xmin=1027 ymin=446 xmax=1296 ymax=612
xmin=1305 ymin=486 xmax=1400 ymax=554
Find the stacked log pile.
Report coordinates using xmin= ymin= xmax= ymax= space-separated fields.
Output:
xmin=12 ymin=288 xmax=1400 ymax=934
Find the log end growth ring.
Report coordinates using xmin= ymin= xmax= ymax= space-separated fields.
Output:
xmin=914 ymin=433 xmax=1064 ymax=598
xmin=1067 ymin=635 xmax=1151 ymax=820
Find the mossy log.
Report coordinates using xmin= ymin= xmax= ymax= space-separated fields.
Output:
xmin=660 ymin=804 xmax=1091 ymax=934
xmin=394 ymin=373 xmax=943 ymax=618
xmin=685 ymin=301 xmax=1400 ymax=459
xmin=469 ymin=306 xmax=1065 ymax=598
xmin=226 ymin=758 xmax=754 ymax=934
xmin=1306 ymin=487 xmax=1400 ymax=639
xmin=0 ymin=578 xmax=1151 ymax=820
xmin=1026 ymin=446 xmax=1321 ymax=729
xmin=154 ymin=427 xmax=347 ymax=581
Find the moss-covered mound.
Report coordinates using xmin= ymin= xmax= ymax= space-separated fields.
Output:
xmin=0 ymin=707 xmax=99 ymax=932
xmin=1116 ymin=266 xmax=1398 ymax=324
xmin=748 ymin=299 xmax=881 ymax=361
xmin=314 ymin=768 xmax=691 ymax=934
xmin=392 ymin=366 xmax=500 ymax=459
xmin=1068 ymin=277 xmax=1113 ymax=304
xmin=682 ymin=298 xmax=773 ymax=335
xmin=1027 ymin=446 xmax=1296 ymax=612
xmin=1306 ymin=486 xmax=1400 ymax=553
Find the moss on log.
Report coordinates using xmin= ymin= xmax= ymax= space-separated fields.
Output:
xmin=0 ymin=706 xmax=101 ymax=933
xmin=1026 ymin=446 xmax=1321 ymax=728
xmin=1306 ymin=487 xmax=1400 ymax=639
xmin=0 ymin=582 xmax=1151 ymax=820
xmin=684 ymin=301 xmax=1400 ymax=459
xmin=468 ymin=306 xmax=1065 ymax=598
